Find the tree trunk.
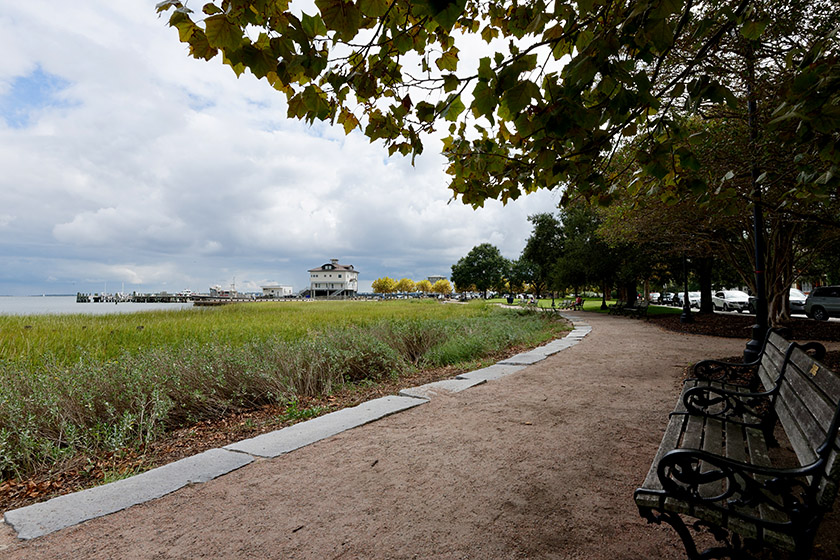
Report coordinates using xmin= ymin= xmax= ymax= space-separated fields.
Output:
xmin=624 ymin=281 xmax=637 ymax=306
xmin=765 ymin=219 xmax=797 ymax=325
xmin=697 ymin=257 xmax=715 ymax=313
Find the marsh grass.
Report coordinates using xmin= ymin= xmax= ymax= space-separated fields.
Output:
xmin=0 ymin=300 xmax=567 ymax=479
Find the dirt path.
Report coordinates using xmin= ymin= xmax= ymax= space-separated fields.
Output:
xmin=2 ymin=313 xmax=839 ymax=559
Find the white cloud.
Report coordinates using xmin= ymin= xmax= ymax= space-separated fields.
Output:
xmin=0 ymin=1 xmax=562 ymax=296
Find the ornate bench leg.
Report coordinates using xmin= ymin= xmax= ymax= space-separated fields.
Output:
xmin=639 ymin=507 xmax=703 ymax=559
xmin=638 ymin=507 xmax=757 ymax=559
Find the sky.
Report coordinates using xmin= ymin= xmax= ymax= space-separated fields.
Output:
xmin=0 ymin=2 xmax=561 ymax=296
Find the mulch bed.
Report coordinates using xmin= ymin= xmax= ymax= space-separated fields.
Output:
xmin=652 ymin=311 xmax=840 ymax=342
xmin=652 ymin=312 xmax=840 ymax=376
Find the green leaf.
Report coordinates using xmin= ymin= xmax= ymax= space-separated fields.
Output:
xmin=443 ymin=74 xmax=460 ymax=93
xmin=478 ymin=57 xmax=493 ymax=81
xmin=301 ymin=12 xmax=328 ymax=37
xmin=202 ymin=3 xmax=223 ymax=15
xmin=433 ymin=0 xmax=467 ymax=30
xmin=436 ymin=49 xmax=459 ymax=72
xmin=204 ymin=15 xmax=242 ymax=51
xmin=502 ymin=81 xmax=537 ymax=115
xmin=359 ymin=0 xmax=389 ymax=18
xmin=442 ymin=94 xmax=465 ymax=122
xmin=740 ymin=19 xmax=768 ymax=41
xmin=416 ymin=101 xmax=436 ymax=122
xmin=470 ymin=81 xmax=497 ymax=123
xmin=481 ymin=25 xmax=499 ymax=43
xmin=156 ymin=0 xmax=185 ymax=13
xmin=315 ymin=0 xmax=362 ymax=40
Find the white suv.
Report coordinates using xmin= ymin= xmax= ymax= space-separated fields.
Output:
xmin=712 ymin=290 xmax=750 ymax=313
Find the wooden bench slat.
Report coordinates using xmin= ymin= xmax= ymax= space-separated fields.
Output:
xmin=700 ymin=417 xmax=725 ymax=499
xmin=777 ymin=377 xmax=830 ymax=462
xmin=641 ymin=413 xmax=687 ymax=491
xmin=725 ymin=421 xmax=763 ymax=535
xmin=790 ymin=349 xmax=840 ymax=402
xmin=745 ymin=426 xmax=790 ymax=528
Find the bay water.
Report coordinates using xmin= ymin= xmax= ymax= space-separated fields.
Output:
xmin=0 ymin=296 xmax=194 ymax=316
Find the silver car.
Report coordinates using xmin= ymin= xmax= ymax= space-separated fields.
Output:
xmin=805 ymin=286 xmax=840 ymax=321
xmin=713 ymin=290 xmax=750 ymax=313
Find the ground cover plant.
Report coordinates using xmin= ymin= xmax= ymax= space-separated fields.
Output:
xmin=0 ymin=300 xmax=567 ymax=488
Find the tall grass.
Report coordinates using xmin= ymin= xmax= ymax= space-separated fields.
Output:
xmin=0 ymin=300 xmax=566 ymax=479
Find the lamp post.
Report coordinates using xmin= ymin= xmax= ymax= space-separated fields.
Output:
xmin=680 ymin=254 xmax=693 ymax=324
xmin=744 ymin=40 xmax=768 ymax=362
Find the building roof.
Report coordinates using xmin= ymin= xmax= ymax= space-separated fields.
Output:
xmin=308 ymin=260 xmax=358 ymax=273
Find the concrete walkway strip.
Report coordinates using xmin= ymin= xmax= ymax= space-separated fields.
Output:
xmin=399 ymin=377 xmax=486 ymax=399
xmin=4 ymin=448 xmax=253 ymax=540
xmin=456 ymin=363 xmax=526 ymax=382
xmin=225 ymin=395 xmax=427 ymax=459
xmin=497 ymin=350 xmax=550 ymax=365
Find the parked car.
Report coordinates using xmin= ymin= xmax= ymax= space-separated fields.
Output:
xmin=712 ymin=290 xmax=750 ymax=312
xmin=805 ymin=285 xmax=840 ymax=321
xmin=789 ymin=288 xmax=807 ymax=314
xmin=688 ymin=291 xmax=701 ymax=309
xmin=660 ymin=292 xmax=674 ymax=304
xmin=648 ymin=292 xmax=660 ymax=303
xmin=746 ymin=287 xmax=809 ymax=314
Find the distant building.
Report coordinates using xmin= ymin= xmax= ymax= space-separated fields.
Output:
xmin=308 ymin=259 xmax=359 ymax=298
xmin=428 ymin=275 xmax=447 ymax=285
xmin=261 ymin=284 xmax=294 ymax=298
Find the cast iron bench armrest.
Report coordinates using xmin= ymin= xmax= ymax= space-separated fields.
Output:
xmin=676 ymin=384 xmax=773 ymax=425
xmin=656 ymin=448 xmax=821 ymax=521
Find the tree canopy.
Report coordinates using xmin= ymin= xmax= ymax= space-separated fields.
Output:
xmin=431 ymin=278 xmax=453 ymax=295
xmin=371 ymin=276 xmax=397 ymax=293
xmin=450 ymin=243 xmax=508 ymax=296
xmin=158 ymin=0 xmax=838 ymax=207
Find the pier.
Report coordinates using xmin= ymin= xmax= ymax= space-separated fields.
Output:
xmin=75 ymin=292 xmax=256 ymax=305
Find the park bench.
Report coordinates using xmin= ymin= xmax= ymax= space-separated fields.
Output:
xmin=608 ymin=302 xmax=625 ymax=315
xmin=623 ymin=301 xmax=649 ymax=319
xmin=634 ymin=330 xmax=839 ymax=558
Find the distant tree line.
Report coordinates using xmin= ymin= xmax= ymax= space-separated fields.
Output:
xmin=371 ymin=277 xmax=452 ymax=296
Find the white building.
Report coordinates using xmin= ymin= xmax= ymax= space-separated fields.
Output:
xmin=308 ymin=259 xmax=359 ymax=298
xmin=261 ymin=284 xmax=294 ymax=298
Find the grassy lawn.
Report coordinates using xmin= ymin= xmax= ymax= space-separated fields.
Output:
xmin=0 ymin=299 xmax=569 ymax=480
xmin=490 ymin=296 xmax=683 ymax=315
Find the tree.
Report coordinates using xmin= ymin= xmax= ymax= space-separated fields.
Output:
xmin=395 ymin=278 xmax=416 ymax=293
xmin=450 ymin=243 xmax=508 ymax=298
xmin=520 ymin=213 xmax=563 ymax=298
xmin=371 ymin=276 xmax=397 ymax=294
xmin=158 ymin=0 xmax=838 ymax=207
xmin=507 ymin=258 xmax=536 ymax=296
xmin=415 ymin=279 xmax=433 ymax=293
xmin=431 ymin=278 xmax=453 ymax=296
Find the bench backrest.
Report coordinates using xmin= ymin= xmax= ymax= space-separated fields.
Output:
xmin=758 ymin=333 xmax=840 ymax=508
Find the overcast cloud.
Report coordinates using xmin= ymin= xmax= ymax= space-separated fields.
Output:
xmin=0 ymin=1 xmax=560 ymax=296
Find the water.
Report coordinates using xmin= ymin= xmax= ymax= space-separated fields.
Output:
xmin=0 ymin=296 xmax=194 ymax=316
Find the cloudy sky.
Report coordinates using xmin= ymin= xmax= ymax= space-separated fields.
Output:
xmin=0 ymin=2 xmax=560 ymax=296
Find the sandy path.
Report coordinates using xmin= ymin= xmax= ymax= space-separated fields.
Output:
xmin=2 ymin=313 xmax=838 ymax=559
